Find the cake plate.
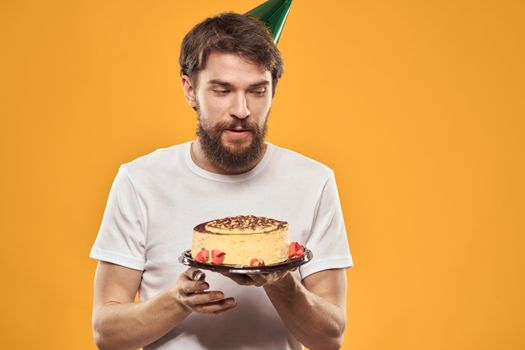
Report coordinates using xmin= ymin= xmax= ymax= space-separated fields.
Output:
xmin=178 ymin=248 xmax=313 ymax=274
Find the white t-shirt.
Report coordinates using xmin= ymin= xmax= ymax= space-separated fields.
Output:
xmin=90 ymin=141 xmax=353 ymax=350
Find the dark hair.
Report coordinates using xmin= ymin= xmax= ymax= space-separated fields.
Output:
xmin=179 ymin=12 xmax=284 ymax=92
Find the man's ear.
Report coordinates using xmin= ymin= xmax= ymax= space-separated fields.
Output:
xmin=181 ymin=75 xmax=197 ymax=109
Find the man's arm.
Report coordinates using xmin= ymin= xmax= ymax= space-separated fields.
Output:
xmin=92 ymin=262 xmax=236 ymax=350
xmin=225 ymin=269 xmax=347 ymax=350
xmin=263 ymin=269 xmax=347 ymax=350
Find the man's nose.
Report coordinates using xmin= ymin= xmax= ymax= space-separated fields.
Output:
xmin=229 ymin=93 xmax=250 ymax=119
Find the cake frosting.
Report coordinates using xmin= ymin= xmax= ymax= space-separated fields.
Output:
xmin=191 ymin=215 xmax=291 ymax=266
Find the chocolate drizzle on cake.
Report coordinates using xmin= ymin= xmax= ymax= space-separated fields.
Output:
xmin=194 ymin=215 xmax=287 ymax=235
xmin=208 ymin=215 xmax=286 ymax=230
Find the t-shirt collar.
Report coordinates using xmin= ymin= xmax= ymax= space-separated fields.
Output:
xmin=183 ymin=140 xmax=274 ymax=182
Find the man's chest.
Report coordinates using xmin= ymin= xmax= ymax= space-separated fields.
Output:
xmin=140 ymin=180 xmax=319 ymax=269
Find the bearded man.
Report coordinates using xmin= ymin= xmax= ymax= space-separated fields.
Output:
xmin=90 ymin=11 xmax=353 ymax=350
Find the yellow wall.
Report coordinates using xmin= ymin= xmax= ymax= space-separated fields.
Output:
xmin=1 ymin=0 xmax=523 ymax=348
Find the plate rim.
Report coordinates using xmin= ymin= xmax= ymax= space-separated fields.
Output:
xmin=178 ymin=248 xmax=313 ymax=274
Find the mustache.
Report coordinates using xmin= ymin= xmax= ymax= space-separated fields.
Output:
xmin=216 ymin=119 xmax=258 ymax=132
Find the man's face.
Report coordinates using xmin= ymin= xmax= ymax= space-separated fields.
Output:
xmin=185 ymin=52 xmax=274 ymax=171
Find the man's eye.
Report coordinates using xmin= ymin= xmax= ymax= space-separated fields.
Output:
xmin=214 ymin=90 xmax=229 ymax=95
xmin=251 ymin=89 xmax=266 ymax=96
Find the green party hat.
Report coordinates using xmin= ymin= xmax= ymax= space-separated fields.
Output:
xmin=245 ymin=0 xmax=293 ymax=44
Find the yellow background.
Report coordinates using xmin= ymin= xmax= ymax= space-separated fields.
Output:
xmin=1 ymin=0 xmax=524 ymax=349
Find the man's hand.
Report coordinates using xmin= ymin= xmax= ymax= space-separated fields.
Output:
xmin=220 ymin=270 xmax=291 ymax=287
xmin=173 ymin=268 xmax=237 ymax=313
xmin=92 ymin=263 xmax=237 ymax=349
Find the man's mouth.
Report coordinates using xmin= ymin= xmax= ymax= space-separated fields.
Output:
xmin=223 ymin=129 xmax=252 ymax=139
xmin=227 ymin=129 xmax=250 ymax=132
xmin=224 ymin=125 xmax=254 ymax=133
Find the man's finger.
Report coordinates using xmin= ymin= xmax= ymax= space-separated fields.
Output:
xmin=247 ymin=274 xmax=266 ymax=287
xmin=192 ymin=270 xmax=205 ymax=281
xmin=184 ymin=268 xmax=206 ymax=281
xmin=247 ymin=271 xmax=289 ymax=286
xmin=193 ymin=298 xmax=237 ymax=314
xmin=185 ymin=291 xmax=225 ymax=305
xmin=180 ymin=280 xmax=209 ymax=294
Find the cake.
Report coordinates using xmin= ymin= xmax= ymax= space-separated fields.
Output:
xmin=191 ymin=215 xmax=303 ymax=267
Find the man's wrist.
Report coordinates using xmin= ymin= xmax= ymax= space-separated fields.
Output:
xmin=162 ymin=289 xmax=192 ymax=316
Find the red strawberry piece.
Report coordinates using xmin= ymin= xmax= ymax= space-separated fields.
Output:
xmin=250 ymin=258 xmax=265 ymax=266
xmin=211 ymin=249 xmax=226 ymax=265
xmin=195 ymin=248 xmax=209 ymax=263
xmin=288 ymin=242 xmax=304 ymax=259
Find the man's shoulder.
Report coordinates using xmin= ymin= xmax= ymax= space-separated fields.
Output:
xmin=270 ymin=144 xmax=334 ymax=178
xmin=120 ymin=142 xmax=186 ymax=176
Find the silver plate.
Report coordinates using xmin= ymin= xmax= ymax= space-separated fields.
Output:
xmin=178 ymin=248 xmax=313 ymax=274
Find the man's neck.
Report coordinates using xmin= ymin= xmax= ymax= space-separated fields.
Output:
xmin=190 ymin=141 xmax=267 ymax=175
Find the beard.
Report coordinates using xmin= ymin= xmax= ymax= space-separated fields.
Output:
xmin=196 ymin=113 xmax=268 ymax=172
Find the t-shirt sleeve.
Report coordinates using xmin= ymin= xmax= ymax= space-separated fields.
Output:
xmin=89 ymin=166 xmax=146 ymax=270
xmin=300 ymin=172 xmax=353 ymax=279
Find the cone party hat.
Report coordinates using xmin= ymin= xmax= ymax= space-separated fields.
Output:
xmin=245 ymin=0 xmax=292 ymax=44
